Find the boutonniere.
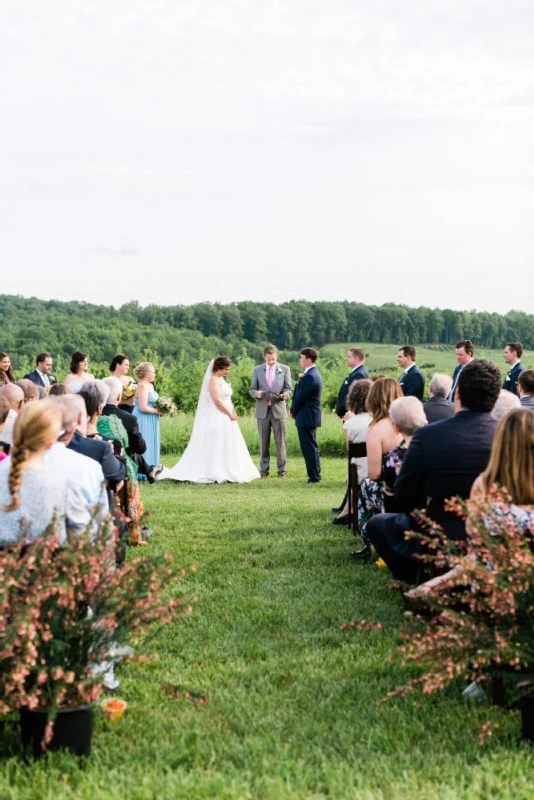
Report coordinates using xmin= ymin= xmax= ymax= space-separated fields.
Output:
xmin=298 ymin=373 xmax=304 ymax=379
xmin=277 ymin=368 xmax=283 ymax=376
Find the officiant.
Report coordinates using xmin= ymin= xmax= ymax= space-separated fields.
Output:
xmin=249 ymin=345 xmax=293 ymax=478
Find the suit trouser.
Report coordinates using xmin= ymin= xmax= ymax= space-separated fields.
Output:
xmin=132 ymin=453 xmax=153 ymax=476
xmin=297 ymin=426 xmax=321 ymax=482
xmin=366 ymin=514 xmax=422 ymax=585
xmin=257 ymin=409 xmax=287 ymax=475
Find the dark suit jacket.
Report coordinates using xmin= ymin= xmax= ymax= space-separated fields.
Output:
xmin=399 ymin=365 xmax=425 ymax=401
xmin=335 ymin=364 xmax=369 ymax=417
xmin=423 ymin=396 xmax=455 ymax=424
xmin=23 ymin=368 xmax=57 ymax=387
xmin=67 ymin=431 xmax=126 ymax=482
xmin=290 ymin=367 xmax=322 ymax=428
xmin=503 ymin=362 xmax=524 ymax=396
xmin=394 ymin=410 xmax=497 ymax=538
xmin=520 ymin=395 xmax=534 ymax=410
xmin=101 ymin=403 xmax=147 ymax=457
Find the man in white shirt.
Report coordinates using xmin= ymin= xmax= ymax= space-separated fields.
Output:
xmin=448 ymin=340 xmax=474 ymax=403
xmin=46 ymin=395 xmax=109 ymax=532
xmin=24 ymin=353 xmax=57 ymax=388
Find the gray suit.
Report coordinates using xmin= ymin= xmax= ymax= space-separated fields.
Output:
xmin=249 ymin=363 xmax=293 ymax=476
xmin=520 ymin=395 xmax=534 ymax=410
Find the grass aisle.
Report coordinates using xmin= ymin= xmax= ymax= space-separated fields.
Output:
xmin=1 ymin=457 xmax=533 ymax=799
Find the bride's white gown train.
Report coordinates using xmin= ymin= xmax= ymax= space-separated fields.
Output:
xmin=159 ymin=376 xmax=260 ymax=484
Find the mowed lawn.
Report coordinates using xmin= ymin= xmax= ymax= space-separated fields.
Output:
xmin=1 ymin=456 xmax=533 ymax=799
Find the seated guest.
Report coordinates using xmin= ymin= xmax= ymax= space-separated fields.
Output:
xmin=448 ymin=340 xmax=474 ymax=402
xmin=335 ymin=348 xmax=369 ymax=418
xmin=102 ymin=377 xmax=162 ymax=482
xmin=109 ymin=354 xmax=137 ymax=412
xmin=351 ymin=395 xmax=427 ymax=556
xmin=15 ymin=379 xmax=40 ymax=403
xmin=36 ymin=385 xmax=48 ymax=400
xmin=366 ymin=359 xmax=501 ymax=584
xmin=502 ymin=342 xmax=524 ymax=395
xmin=405 ymin=408 xmax=534 ymax=604
xmin=492 ymin=389 xmax=521 ymax=421
xmin=0 ymin=352 xmax=15 ymax=386
xmin=0 ymin=384 xmax=25 ymax=454
xmin=397 ymin=346 xmax=425 ymax=400
xmin=83 ymin=380 xmax=146 ymax=545
xmin=46 ymin=395 xmax=109 ymax=532
xmin=0 ymin=396 xmax=10 ymax=462
xmin=518 ymin=370 xmax=534 ymax=410
xmin=0 ymin=403 xmax=85 ymax=546
xmin=49 ymin=383 xmax=70 ymax=396
xmin=334 ymin=377 xmax=402 ymax=527
xmin=24 ymin=352 xmax=57 ymax=388
xmin=67 ymin=385 xmax=126 ymax=486
xmin=424 ymin=374 xmax=455 ymax=423
xmin=332 ymin=379 xmax=372 ymax=519
xmin=63 ymin=351 xmax=95 ymax=393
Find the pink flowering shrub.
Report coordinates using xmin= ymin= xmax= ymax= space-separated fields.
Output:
xmin=0 ymin=517 xmax=192 ymax=745
xmin=389 ymin=486 xmax=534 ymax=706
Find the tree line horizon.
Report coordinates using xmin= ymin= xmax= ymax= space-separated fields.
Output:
xmin=1 ymin=294 xmax=531 ymax=370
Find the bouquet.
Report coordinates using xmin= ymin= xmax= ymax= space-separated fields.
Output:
xmin=154 ymin=396 xmax=177 ymax=415
xmin=121 ymin=379 xmax=137 ymax=401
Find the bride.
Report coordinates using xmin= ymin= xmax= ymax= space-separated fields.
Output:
xmin=158 ymin=357 xmax=261 ymax=484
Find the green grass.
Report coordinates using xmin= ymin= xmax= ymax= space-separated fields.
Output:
xmin=1 ymin=457 xmax=533 ymax=799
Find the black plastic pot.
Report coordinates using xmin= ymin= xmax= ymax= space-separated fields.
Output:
xmin=520 ymin=694 xmax=534 ymax=743
xmin=20 ymin=705 xmax=94 ymax=758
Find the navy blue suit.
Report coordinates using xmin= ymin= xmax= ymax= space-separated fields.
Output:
xmin=398 ymin=365 xmax=425 ymax=401
xmin=448 ymin=364 xmax=463 ymax=402
xmin=68 ymin=431 xmax=126 ymax=484
xmin=23 ymin=368 xmax=57 ymax=387
xmin=290 ymin=366 xmax=322 ymax=482
xmin=335 ymin=364 xmax=369 ymax=418
xmin=367 ymin=410 xmax=497 ymax=583
xmin=503 ymin=362 xmax=524 ymax=396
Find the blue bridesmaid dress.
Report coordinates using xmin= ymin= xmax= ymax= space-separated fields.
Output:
xmin=133 ymin=390 xmax=160 ymax=477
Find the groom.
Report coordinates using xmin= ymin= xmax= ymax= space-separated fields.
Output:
xmin=249 ymin=345 xmax=293 ymax=477
xmin=290 ymin=347 xmax=322 ymax=483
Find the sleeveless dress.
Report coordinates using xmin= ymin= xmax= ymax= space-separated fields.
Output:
xmin=159 ymin=380 xmax=260 ymax=484
xmin=133 ymin=390 xmax=160 ymax=476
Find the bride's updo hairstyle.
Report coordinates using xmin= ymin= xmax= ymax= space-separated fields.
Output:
xmin=134 ymin=362 xmax=154 ymax=381
xmin=213 ymin=356 xmax=231 ymax=372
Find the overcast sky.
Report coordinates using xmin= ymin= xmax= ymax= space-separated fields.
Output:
xmin=1 ymin=1 xmax=533 ymax=313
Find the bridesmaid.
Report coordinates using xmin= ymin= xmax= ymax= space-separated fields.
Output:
xmin=132 ymin=362 xmax=161 ymax=478
xmin=0 ymin=352 xmax=15 ymax=386
xmin=109 ymin=354 xmax=136 ymax=412
xmin=63 ymin=351 xmax=95 ymax=393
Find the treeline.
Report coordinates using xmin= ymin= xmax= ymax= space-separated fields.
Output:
xmin=1 ymin=295 xmax=533 ymax=371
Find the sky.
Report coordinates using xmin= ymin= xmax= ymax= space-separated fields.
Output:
xmin=1 ymin=0 xmax=533 ymax=313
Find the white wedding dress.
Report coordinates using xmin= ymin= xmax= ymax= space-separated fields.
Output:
xmin=158 ymin=361 xmax=260 ymax=484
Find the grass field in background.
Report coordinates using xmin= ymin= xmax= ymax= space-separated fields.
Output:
xmin=1 ymin=457 xmax=532 ymax=799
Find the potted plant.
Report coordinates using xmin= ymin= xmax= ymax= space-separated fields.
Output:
xmin=387 ymin=488 xmax=534 ymax=742
xmin=0 ymin=517 xmax=192 ymax=757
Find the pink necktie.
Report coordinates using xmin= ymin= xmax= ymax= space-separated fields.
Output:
xmin=267 ymin=367 xmax=274 ymax=406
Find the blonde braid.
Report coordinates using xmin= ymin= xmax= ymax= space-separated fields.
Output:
xmin=4 ymin=443 xmax=29 ymax=512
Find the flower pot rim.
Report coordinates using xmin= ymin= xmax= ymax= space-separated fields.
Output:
xmin=20 ymin=703 xmax=96 ymax=715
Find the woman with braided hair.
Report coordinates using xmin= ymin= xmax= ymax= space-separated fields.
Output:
xmin=0 ymin=402 xmax=77 ymax=546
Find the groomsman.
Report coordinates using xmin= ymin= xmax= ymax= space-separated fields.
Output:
xmin=335 ymin=348 xmax=369 ymax=418
xmin=397 ymin=346 xmax=425 ymax=401
xmin=249 ymin=345 xmax=293 ymax=477
xmin=290 ymin=348 xmax=322 ymax=483
xmin=502 ymin=342 xmax=524 ymax=396
xmin=448 ymin=340 xmax=474 ymax=402
xmin=24 ymin=353 xmax=57 ymax=388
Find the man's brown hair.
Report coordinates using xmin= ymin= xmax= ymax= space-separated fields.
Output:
xmin=349 ymin=348 xmax=365 ymax=361
xmin=398 ymin=345 xmax=416 ymax=361
xmin=264 ymin=345 xmax=278 ymax=356
xmin=456 ymin=340 xmax=474 ymax=356
xmin=300 ymin=348 xmax=318 ymax=363
xmin=518 ymin=369 xmax=534 ymax=395
xmin=507 ymin=342 xmax=523 ymax=359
